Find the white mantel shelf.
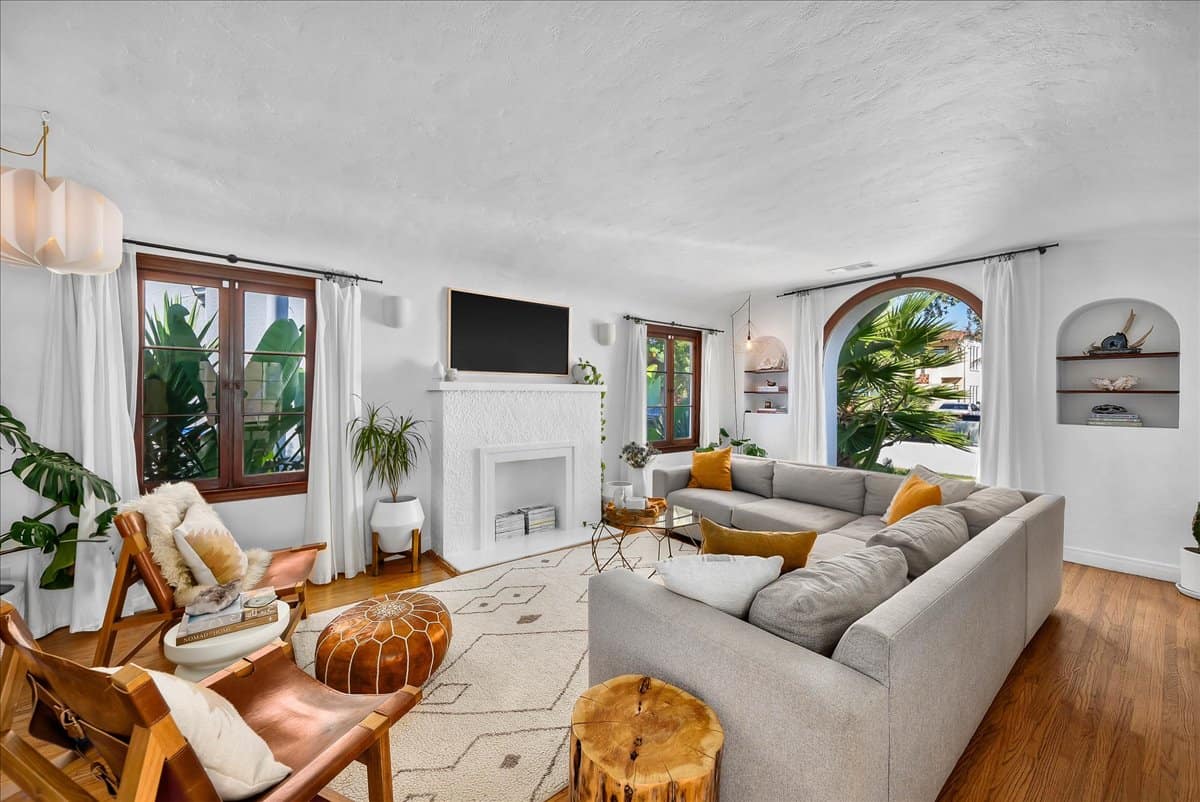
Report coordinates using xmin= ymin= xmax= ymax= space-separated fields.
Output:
xmin=429 ymin=382 xmax=605 ymax=393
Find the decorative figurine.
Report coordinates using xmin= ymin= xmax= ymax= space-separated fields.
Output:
xmin=1086 ymin=309 xmax=1154 ymax=355
xmin=1090 ymin=375 xmax=1140 ymax=391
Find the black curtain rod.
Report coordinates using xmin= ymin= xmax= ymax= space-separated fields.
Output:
xmin=123 ymin=238 xmax=384 ymax=285
xmin=776 ymin=243 xmax=1059 ymax=298
xmin=623 ymin=314 xmax=724 ymax=334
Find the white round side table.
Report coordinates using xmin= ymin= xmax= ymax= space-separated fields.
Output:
xmin=163 ymin=600 xmax=290 ymax=681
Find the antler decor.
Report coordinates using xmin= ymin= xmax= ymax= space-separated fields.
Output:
xmin=1085 ymin=308 xmax=1155 ymax=355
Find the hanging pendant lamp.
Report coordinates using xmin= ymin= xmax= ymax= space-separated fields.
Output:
xmin=0 ymin=111 xmax=123 ymax=275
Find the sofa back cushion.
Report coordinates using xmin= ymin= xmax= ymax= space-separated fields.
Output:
xmin=907 ymin=464 xmax=976 ymax=504
xmin=867 ymin=505 xmax=968 ymax=578
xmin=772 ymin=463 xmax=866 ymax=514
xmin=748 ymin=545 xmax=908 ymax=655
xmin=947 ymin=486 xmax=1027 ymax=537
xmin=731 ymin=456 xmax=775 ymax=497
xmin=863 ymin=472 xmax=906 ymax=517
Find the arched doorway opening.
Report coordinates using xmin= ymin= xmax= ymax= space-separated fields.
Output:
xmin=822 ymin=278 xmax=983 ymax=477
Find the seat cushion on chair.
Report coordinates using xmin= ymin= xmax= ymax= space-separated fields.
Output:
xmin=666 ymin=488 xmax=766 ymax=526
xmin=732 ymin=498 xmax=859 ymax=534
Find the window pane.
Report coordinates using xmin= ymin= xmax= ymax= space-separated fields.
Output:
xmin=142 ymin=414 xmax=219 ymax=481
xmin=673 ymin=372 xmax=692 ymax=405
xmin=646 ymin=371 xmax=665 ymax=406
xmin=673 ymin=406 xmax=692 ymax=440
xmin=243 ymin=414 xmax=305 ymax=475
xmin=646 ymin=407 xmax=666 ymax=442
xmin=142 ymin=348 xmax=219 ymax=415
xmin=144 ymin=280 xmax=220 ymax=350
xmin=245 ymin=292 xmax=306 ymax=354
xmin=673 ymin=339 xmax=693 ymax=373
xmin=646 ymin=337 xmax=667 ymax=373
xmin=243 ymin=355 xmax=306 ymax=416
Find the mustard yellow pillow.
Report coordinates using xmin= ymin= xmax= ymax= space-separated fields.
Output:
xmin=699 ymin=518 xmax=817 ymax=573
xmin=688 ymin=447 xmax=733 ymax=491
xmin=883 ymin=473 xmax=943 ymax=525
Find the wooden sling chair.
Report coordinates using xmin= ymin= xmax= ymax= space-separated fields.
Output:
xmin=0 ymin=601 xmax=419 ymax=802
xmin=93 ymin=510 xmax=327 ymax=667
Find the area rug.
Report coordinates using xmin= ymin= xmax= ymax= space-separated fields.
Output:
xmin=291 ymin=533 xmax=695 ymax=802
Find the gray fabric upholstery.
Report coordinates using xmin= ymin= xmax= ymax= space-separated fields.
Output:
xmin=731 ymin=456 xmax=776 ymax=497
xmin=866 ymin=506 xmax=969 ymax=578
xmin=772 ymin=462 xmax=866 ymax=514
xmin=808 ymin=531 xmax=868 ymax=562
xmin=827 ymin=515 xmax=887 ymax=543
xmin=863 ymin=472 xmax=906 ymax=517
xmin=908 ymin=464 xmax=976 ymax=504
xmin=1004 ymin=493 xmax=1065 ymax=643
xmin=732 ymin=498 xmax=859 ymax=533
xmin=589 ymin=570 xmax=889 ymax=802
xmin=653 ymin=464 xmax=693 ymax=499
xmin=665 ymin=487 xmax=765 ymax=527
xmin=948 ymin=486 xmax=1028 ymax=537
xmin=749 ymin=546 xmax=908 ymax=655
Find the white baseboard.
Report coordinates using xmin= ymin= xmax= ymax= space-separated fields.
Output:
xmin=1063 ymin=546 xmax=1179 ymax=583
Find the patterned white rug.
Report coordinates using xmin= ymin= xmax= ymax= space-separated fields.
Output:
xmin=291 ymin=532 xmax=695 ymax=802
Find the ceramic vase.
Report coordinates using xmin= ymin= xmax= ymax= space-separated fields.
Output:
xmin=630 ymin=467 xmax=650 ymax=499
xmin=370 ymin=496 xmax=424 ymax=552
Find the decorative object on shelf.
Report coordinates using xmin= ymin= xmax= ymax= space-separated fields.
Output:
xmin=444 ymin=367 xmax=459 ymax=381
xmin=574 ymin=358 xmax=608 ymax=483
xmin=605 ymin=481 xmax=633 ymax=509
xmin=1087 ymin=403 xmax=1142 ymax=427
xmin=1089 ymin=375 xmax=1140 ymax=391
xmin=572 ymin=358 xmax=600 ymax=384
xmin=1085 ymin=309 xmax=1154 ymax=355
xmin=1178 ymin=502 xmax=1200 ymax=599
xmin=595 ymin=322 xmax=616 ymax=346
xmin=757 ymin=355 xmax=787 ymax=370
xmin=433 ymin=360 xmax=446 ymax=380
xmin=385 ymin=295 xmax=412 ymax=328
xmin=766 ymin=380 xmax=777 ymax=387
xmin=763 ymin=399 xmax=774 ymax=410
xmin=620 ymin=441 xmax=661 ymax=498
xmin=697 ymin=426 xmax=768 ymax=458
xmin=348 ymin=402 xmax=428 ymax=564
xmin=0 ymin=111 xmax=123 ymax=274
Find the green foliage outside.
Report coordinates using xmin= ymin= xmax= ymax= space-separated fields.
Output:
xmin=837 ymin=292 xmax=971 ymax=471
xmin=646 ymin=337 xmax=694 ymax=442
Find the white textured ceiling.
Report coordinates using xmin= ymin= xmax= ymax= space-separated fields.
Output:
xmin=1 ymin=1 xmax=1197 ymax=295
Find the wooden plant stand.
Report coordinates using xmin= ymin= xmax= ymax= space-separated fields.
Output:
xmin=372 ymin=528 xmax=421 ymax=576
xmin=569 ymin=674 xmax=724 ymax=801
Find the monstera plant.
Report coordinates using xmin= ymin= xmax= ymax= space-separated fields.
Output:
xmin=0 ymin=405 xmax=118 ymax=589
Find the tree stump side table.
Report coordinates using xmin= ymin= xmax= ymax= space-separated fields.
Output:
xmin=570 ymin=674 xmax=724 ymax=801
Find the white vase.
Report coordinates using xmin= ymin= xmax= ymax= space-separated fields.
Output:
xmin=370 ymin=496 xmax=425 ymax=552
xmin=605 ymin=481 xmax=633 ymax=508
xmin=1180 ymin=546 xmax=1200 ymax=598
xmin=630 ymin=467 xmax=650 ymax=499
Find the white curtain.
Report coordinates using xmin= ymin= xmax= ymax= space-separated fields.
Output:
xmin=622 ymin=321 xmax=648 ymax=480
xmin=23 ymin=250 xmax=141 ymax=636
xmin=791 ymin=289 xmax=827 ymax=464
xmin=304 ymin=279 xmax=366 ymax=583
xmin=980 ymin=252 xmax=1044 ymax=488
xmin=699 ymin=331 xmax=721 ymax=447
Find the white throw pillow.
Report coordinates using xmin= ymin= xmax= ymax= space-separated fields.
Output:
xmin=97 ymin=667 xmax=290 ymax=799
xmin=173 ymin=503 xmax=248 ymax=587
xmin=655 ymin=554 xmax=784 ymax=618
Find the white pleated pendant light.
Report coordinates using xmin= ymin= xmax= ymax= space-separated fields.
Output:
xmin=0 ymin=113 xmax=123 ymax=275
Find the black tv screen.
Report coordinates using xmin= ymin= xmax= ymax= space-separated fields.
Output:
xmin=448 ymin=289 xmax=570 ymax=375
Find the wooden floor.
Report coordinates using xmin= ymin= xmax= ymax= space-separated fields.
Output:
xmin=3 ymin=559 xmax=1197 ymax=801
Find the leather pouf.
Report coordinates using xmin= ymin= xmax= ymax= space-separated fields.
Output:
xmin=314 ymin=591 xmax=452 ymax=694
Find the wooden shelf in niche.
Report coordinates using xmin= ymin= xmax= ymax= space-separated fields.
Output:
xmin=745 ymin=389 xmax=788 ymax=394
xmin=744 ymin=369 xmax=788 ymax=374
xmin=1056 ymin=351 xmax=1179 ymax=362
xmin=1057 ymin=389 xmax=1179 ymax=394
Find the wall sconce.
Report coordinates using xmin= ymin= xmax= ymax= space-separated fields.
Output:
xmin=595 ymin=322 xmax=616 ymax=346
xmin=385 ymin=295 xmax=412 ymax=328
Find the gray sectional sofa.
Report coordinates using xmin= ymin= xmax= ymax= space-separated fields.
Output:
xmin=589 ymin=456 xmax=1064 ymax=802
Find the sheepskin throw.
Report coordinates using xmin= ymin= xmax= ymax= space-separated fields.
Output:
xmin=122 ymin=482 xmax=270 ymax=606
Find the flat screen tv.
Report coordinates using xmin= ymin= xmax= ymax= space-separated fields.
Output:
xmin=448 ymin=289 xmax=570 ymax=375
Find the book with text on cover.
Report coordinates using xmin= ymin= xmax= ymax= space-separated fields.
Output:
xmin=177 ymin=587 xmax=279 ymax=644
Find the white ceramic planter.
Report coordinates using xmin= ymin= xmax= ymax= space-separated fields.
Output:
xmin=370 ymin=496 xmax=425 ymax=552
xmin=1179 ymin=546 xmax=1200 ymax=599
xmin=605 ymin=481 xmax=633 ymax=508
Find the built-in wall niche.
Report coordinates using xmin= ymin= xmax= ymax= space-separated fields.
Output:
xmin=1056 ymin=299 xmax=1181 ymax=429
xmin=744 ymin=335 xmax=789 ymax=414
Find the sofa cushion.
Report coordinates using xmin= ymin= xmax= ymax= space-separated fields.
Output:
xmin=748 ymin=545 xmax=909 ymax=655
xmin=656 ymin=554 xmax=784 ymax=618
xmin=731 ymin=457 xmax=775 ymax=497
xmin=807 ymin=531 xmax=869 ymax=562
xmin=827 ymin=515 xmax=887 ymax=543
xmin=772 ymin=463 xmax=866 ymax=514
xmin=907 ymin=464 xmax=976 ymax=504
xmin=947 ymin=487 xmax=1027 ymax=538
xmin=732 ymin=498 xmax=859 ymax=534
xmin=688 ymin=447 xmax=733 ymax=491
xmin=863 ymin=472 xmax=906 ymax=516
xmin=867 ymin=505 xmax=968 ymax=578
xmin=667 ymin=487 xmax=765 ymax=527
xmin=699 ymin=518 xmax=817 ymax=572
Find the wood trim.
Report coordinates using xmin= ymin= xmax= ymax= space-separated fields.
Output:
xmin=822 ymin=277 xmax=982 ymax=343
xmin=645 ymin=324 xmax=703 ymax=450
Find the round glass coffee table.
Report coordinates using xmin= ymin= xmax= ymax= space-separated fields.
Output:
xmin=163 ymin=600 xmax=290 ymax=681
xmin=590 ymin=503 xmax=699 ymax=572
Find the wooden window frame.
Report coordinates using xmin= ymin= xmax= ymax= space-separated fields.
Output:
xmin=646 ymin=325 xmax=703 ymax=453
xmin=136 ymin=253 xmax=316 ymax=502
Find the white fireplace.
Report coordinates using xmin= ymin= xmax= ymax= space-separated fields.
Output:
xmin=429 ymin=382 xmax=602 ymax=570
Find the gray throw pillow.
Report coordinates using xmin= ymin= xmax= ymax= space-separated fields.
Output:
xmin=731 ymin=456 xmax=775 ymax=497
xmin=867 ymin=505 xmax=968 ymax=578
xmin=748 ymin=545 xmax=908 ymax=655
xmin=907 ymin=464 xmax=976 ymax=504
xmin=947 ymin=487 xmax=1027 ymax=538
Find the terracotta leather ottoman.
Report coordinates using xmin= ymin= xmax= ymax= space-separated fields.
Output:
xmin=314 ymin=591 xmax=452 ymax=694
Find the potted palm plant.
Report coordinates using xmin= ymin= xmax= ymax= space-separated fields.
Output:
xmin=1180 ymin=503 xmax=1200 ymax=599
xmin=348 ymin=403 xmax=428 ymax=555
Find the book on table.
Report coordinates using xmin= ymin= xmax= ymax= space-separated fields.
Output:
xmin=177 ymin=587 xmax=279 ymax=645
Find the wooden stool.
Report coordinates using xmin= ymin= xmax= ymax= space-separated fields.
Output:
xmin=372 ymin=527 xmax=421 ymax=575
xmin=570 ymin=674 xmax=724 ymax=801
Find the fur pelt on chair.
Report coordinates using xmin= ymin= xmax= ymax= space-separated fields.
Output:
xmin=121 ymin=482 xmax=271 ymax=606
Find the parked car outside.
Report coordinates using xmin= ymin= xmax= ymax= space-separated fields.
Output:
xmin=937 ymin=401 xmax=981 ymax=421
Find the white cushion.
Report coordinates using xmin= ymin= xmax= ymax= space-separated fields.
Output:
xmin=98 ymin=667 xmax=290 ymax=799
xmin=654 ymin=554 xmax=784 ymax=618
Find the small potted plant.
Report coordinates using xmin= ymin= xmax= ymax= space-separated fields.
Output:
xmin=620 ymin=441 xmax=661 ymax=499
xmin=1180 ymin=502 xmax=1200 ymax=599
xmin=348 ymin=402 xmax=428 ymax=556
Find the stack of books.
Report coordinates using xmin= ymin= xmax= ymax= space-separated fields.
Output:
xmin=1087 ymin=411 xmax=1143 ymax=427
xmin=177 ymin=588 xmax=278 ymax=644
xmin=495 ymin=511 xmax=526 ymax=540
xmin=521 ymin=504 xmax=557 ymax=533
